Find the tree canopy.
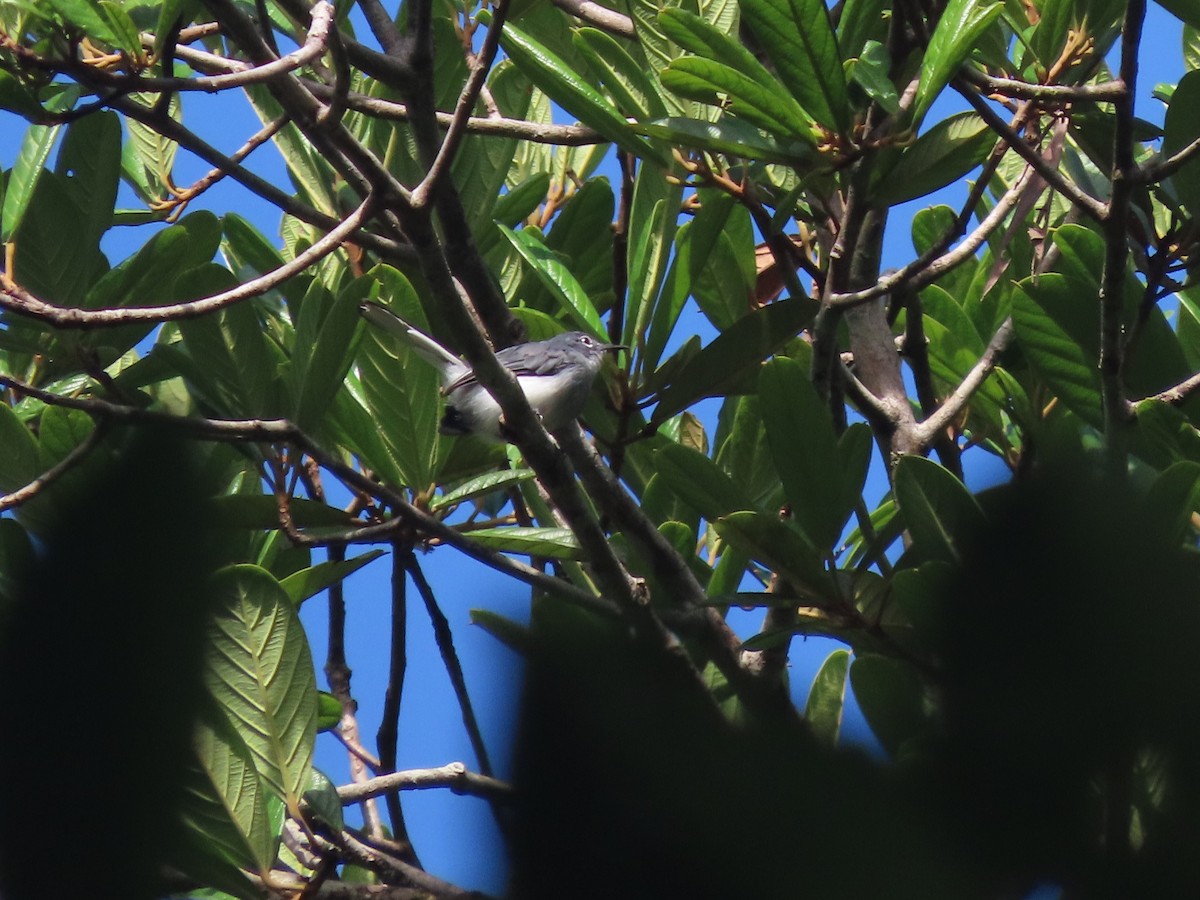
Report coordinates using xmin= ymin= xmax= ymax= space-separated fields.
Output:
xmin=3 ymin=0 xmax=1200 ymax=896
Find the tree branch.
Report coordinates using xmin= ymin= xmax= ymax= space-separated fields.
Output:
xmin=549 ymin=0 xmax=635 ymax=37
xmin=954 ymin=80 xmax=1108 ymax=222
xmin=0 ymin=419 xmax=108 ymax=512
xmin=1100 ymin=0 xmax=1146 ymax=461
xmin=913 ymin=317 xmax=1015 ymax=447
xmin=337 ymin=762 xmax=513 ymax=803
xmin=0 ymin=193 xmax=376 ymax=327
xmin=0 ymin=374 xmax=621 ymax=618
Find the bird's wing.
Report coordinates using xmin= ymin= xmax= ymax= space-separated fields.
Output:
xmin=360 ymin=302 xmax=463 ymax=375
xmin=441 ymin=340 xmax=564 ymax=393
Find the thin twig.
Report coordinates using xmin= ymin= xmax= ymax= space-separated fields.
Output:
xmin=404 ymin=554 xmax=495 ymax=778
xmin=412 ymin=0 xmax=509 ymax=208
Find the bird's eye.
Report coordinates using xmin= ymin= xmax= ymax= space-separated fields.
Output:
xmin=579 ymin=335 xmax=594 ymax=347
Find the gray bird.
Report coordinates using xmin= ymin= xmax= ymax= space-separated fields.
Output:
xmin=360 ymin=302 xmax=625 ymax=441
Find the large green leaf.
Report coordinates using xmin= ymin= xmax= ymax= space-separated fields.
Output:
xmin=912 ymin=0 xmax=1004 ymax=126
xmin=485 ymin=11 xmax=665 ymax=164
xmin=893 ymin=455 xmax=986 ymax=564
xmin=2 ymin=122 xmax=60 ymax=243
xmin=625 ymin=167 xmax=683 ymax=351
xmin=356 ymin=281 xmax=443 ymax=491
xmin=467 ymin=526 xmax=583 ymax=559
xmin=737 ymin=0 xmax=850 ymax=133
xmin=431 ymin=468 xmax=537 ymax=512
xmin=805 ymin=648 xmax=850 ymax=746
xmin=848 ymin=654 xmax=928 ymax=758
xmin=651 ymin=298 xmax=816 ymax=423
xmin=654 ymin=441 xmax=755 ymax=521
xmin=758 ymin=357 xmax=849 ymax=550
xmin=292 ymin=274 xmax=367 ymax=433
xmin=1011 ymin=275 xmax=1103 ymax=428
xmin=873 ymin=112 xmax=997 ymax=207
xmin=54 ymin=112 xmax=120 ymax=250
xmin=712 ymin=510 xmax=830 ymax=597
xmin=1163 ymin=70 xmax=1200 ymax=217
xmin=498 ymin=223 xmax=604 ymax=335
xmin=661 ymin=57 xmax=816 ymax=142
xmin=205 ymin=565 xmax=318 ymax=807
xmin=279 ymin=551 xmax=386 ymax=606
xmin=574 ymin=26 xmax=669 ymax=120
xmin=182 ymin=703 xmax=277 ymax=875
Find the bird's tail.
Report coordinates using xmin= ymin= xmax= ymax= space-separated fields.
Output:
xmin=359 ymin=302 xmax=463 ymax=375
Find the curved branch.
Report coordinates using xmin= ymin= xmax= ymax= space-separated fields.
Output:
xmin=336 ymin=762 xmax=513 ymax=803
xmin=0 ymin=419 xmax=108 ymax=512
xmin=954 ymin=80 xmax=1108 ymax=222
xmin=959 ymin=67 xmax=1125 ymax=102
xmin=913 ymin=317 xmax=1015 ymax=447
xmin=412 ymin=0 xmax=510 ymax=207
xmin=0 ymin=194 xmax=376 ymax=327
xmin=1138 ymin=370 xmax=1200 ymax=406
xmin=830 ymin=165 xmax=1037 ymax=308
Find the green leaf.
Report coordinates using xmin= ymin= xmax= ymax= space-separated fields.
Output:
xmin=1163 ymin=70 xmax=1200 ymax=216
xmin=121 ymin=93 xmax=180 ymax=204
xmin=279 ymin=551 xmax=386 ymax=606
xmin=643 ymin=190 xmax=736 ymax=375
xmin=805 ymin=648 xmax=850 ymax=746
xmin=1143 ymin=461 xmax=1200 ymax=549
xmin=316 ymin=691 xmax=342 ymax=732
xmin=849 ymin=654 xmax=928 ymax=757
xmin=912 ymin=0 xmax=1005 ymax=126
xmin=357 ymin=283 xmax=443 ymax=491
xmin=484 ymin=11 xmax=666 ymax=164
xmin=292 ymin=276 xmax=367 ymax=433
xmin=758 ymin=357 xmax=848 ymax=550
xmin=838 ymin=0 xmax=891 ymax=57
xmin=470 ymin=608 xmax=531 ymax=654
xmin=467 ymin=526 xmax=583 ymax=558
xmin=574 ymin=27 xmax=668 ymax=120
xmin=205 ymin=565 xmax=318 ymax=807
xmin=2 ymin=122 xmax=60 ymax=243
xmin=635 ymin=116 xmax=805 ymax=162
xmin=431 ymin=468 xmax=537 ymax=512
xmin=737 ymin=0 xmax=850 ymax=133
xmin=873 ymin=112 xmax=997 ymax=206
xmin=849 ymin=41 xmax=899 ymax=114
xmin=893 ymin=455 xmax=986 ymax=564
xmin=712 ymin=510 xmax=830 ymax=597
xmin=625 ymin=168 xmax=683 ymax=351
xmin=55 ymin=111 xmax=121 ymax=251
xmin=661 ymin=57 xmax=816 ymax=142
xmin=303 ymin=768 xmax=344 ymax=831
xmin=652 ymin=298 xmax=817 ymax=423
xmin=0 ymin=71 xmax=44 ymax=121
xmin=208 ymin=495 xmax=353 ymax=530
xmin=46 ymin=0 xmax=122 ymax=44
xmin=0 ymin=401 xmax=41 ymax=494
xmin=1011 ymin=274 xmax=1103 ymax=427
xmin=184 ymin=703 xmax=276 ymax=874
xmin=654 ymin=441 xmax=755 ymax=521
xmin=497 ymin=223 xmax=604 ymax=335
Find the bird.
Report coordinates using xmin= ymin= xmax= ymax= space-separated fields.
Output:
xmin=360 ymin=301 xmax=626 ymax=441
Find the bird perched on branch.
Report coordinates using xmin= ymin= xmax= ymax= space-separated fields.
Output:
xmin=360 ymin=302 xmax=625 ymax=442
